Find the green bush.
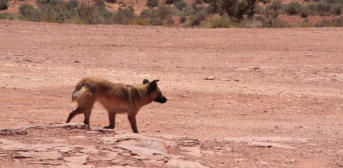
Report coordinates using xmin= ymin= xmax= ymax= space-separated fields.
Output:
xmin=333 ymin=5 xmax=342 ymax=15
xmin=299 ymin=21 xmax=313 ymax=27
xmin=268 ymin=0 xmax=283 ymax=13
xmin=300 ymin=6 xmax=311 ymax=18
xmin=188 ymin=7 xmax=207 ymax=26
xmin=165 ymin=0 xmax=174 ymax=4
xmin=309 ymin=1 xmax=332 ymax=16
xmin=77 ymin=3 xmax=111 ymax=24
xmin=183 ymin=5 xmax=194 ymax=15
xmin=93 ymin=0 xmax=105 ymax=8
xmin=208 ymin=16 xmax=231 ymax=28
xmin=179 ymin=15 xmax=186 ymax=23
xmin=113 ymin=6 xmax=136 ymax=24
xmin=261 ymin=0 xmax=283 ymax=18
xmin=0 ymin=0 xmax=8 ymax=10
xmin=140 ymin=5 xmax=173 ymax=25
xmin=0 ymin=13 xmax=17 ymax=19
xmin=105 ymin=0 xmax=116 ymax=3
xmin=255 ymin=15 xmax=288 ymax=28
xmin=175 ymin=0 xmax=187 ymax=10
xmin=194 ymin=0 xmax=203 ymax=5
xmin=77 ymin=4 xmax=94 ymax=23
xmin=333 ymin=16 xmax=343 ymax=27
xmin=238 ymin=18 xmax=263 ymax=28
xmin=324 ymin=0 xmax=343 ymax=4
xmin=128 ymin=18 xmax=150 ymax=25
xmin=315 ymin=19 xmax=334 ymax=27
xmin=147 ymin=0 xmax=159 ymax=8
xmin=205 ymin=0 xmax=268 ymax=20
xmin=19 ymin=4 xmax=41 ymax=21
xmin=284 ymin=2 xmax=303 ymax=15
xmin=35 ymin=0 xmax=81 ymax=23
xmin=69 ymin=0 xmax=112 ymax=24
xmin=68 ymin=0 xmax=79 ymax=8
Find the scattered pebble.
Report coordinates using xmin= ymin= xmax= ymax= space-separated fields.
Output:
xmin=204 ymin=76 xmax=215 ymax=80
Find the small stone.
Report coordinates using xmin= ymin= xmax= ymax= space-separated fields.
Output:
xmin=219 ymin=78 xmax=231 ymax=81
xmin=49 ymin=123 xmax=89 ymax=130
xmin=248 ymin=142 xmax=294 ymax=149
xmin=70 ymin=136 xmax=86 ymax=139
xmin=13 ymin=153 xmax=32 ymax=159
xmin=256 ymin=161 xmax=269 ymax=167
xmin=204 ymin=76 xmax=215 ymax=80
xmin=201 ymin=150 xmax=215 ymax=155
xmin=249 ymin=66 xmax=260 ymax=71
xmin=287 ymin=159 xmax=296 ymax=164
xmin=234 ymin=158 xmax=247 ymax=163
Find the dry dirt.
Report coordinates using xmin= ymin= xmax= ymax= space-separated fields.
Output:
xmin=0 ymin=20 xmax=343 ymax=168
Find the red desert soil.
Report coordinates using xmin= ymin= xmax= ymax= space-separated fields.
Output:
xmin=0 ymin=20 xmax=342 ymax=168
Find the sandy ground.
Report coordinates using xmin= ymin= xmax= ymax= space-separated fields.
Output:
xmin=0 ymin=20 xmax=342 ymax=168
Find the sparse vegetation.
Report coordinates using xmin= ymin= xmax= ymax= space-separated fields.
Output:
xmin=309 ymin=1 xmax=332 ymax=16
xmin=113 ymin=6 xmax=135 ymax=24
xmin=0 ymin=13 xmax=17 ymax=19
xmin=19 ymin=4 xmax=41 ymax=21
xmin=206 ymin=15 xmax=231 ymax=28
xmin=147 ymin=0 xmax=159 ymax=8
xmin=187 ymin=5 xmax=208 ymax=26
xmin=105 ymin=0 xmax=116 ymax=3
xmin=300 ymin=6 xmax=311 ymax=18
xmin=0 ymin=0 xmax=8 ymax=10
xmin=140 ymin=5 xmax=174 ymax=25
xmin=0 ymin=0 xmax=343 ymax=28
xmin=204 ymin=0 xmax=269 ymax=20
xmin=174 ymin=0 xmax=187 ymax=10
xmin=333 ymin=16 xmax=343 ymax=27
xmin=333 ymin=5 xmax=342 ymax=15
xmin=284 ymin=2 xmax=303 ymax=15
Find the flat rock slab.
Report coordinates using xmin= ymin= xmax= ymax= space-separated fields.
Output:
xmin=16 ymin=151 xmax=62 ymax=160
xmin=60 ymin=163 xmax=95 ymax=168
xmin=80 ymin=146 xmax=99 ymax=154
xmin=179 ymin=146 xmax=201 ymax=157
xmin=225 ymin=136 xmax=308 ymax=143
xmin=166 ymin=159 xmax=205 ymax=168
xmin=54 ymin=146 xmax=76 ymax=153
xmin=0 ymin=128 xmax=27 ymax=136
xmin=0 ymin=123 xmax=319 ymax=168
xmin=64 ymin=155 xmax=89 ymax=164
xmin=0 ymin=139 xmax=30 ymax=151
xmin=27 ymin=161 xmax=63 ymax=165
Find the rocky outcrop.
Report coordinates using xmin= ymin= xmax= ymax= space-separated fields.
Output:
xmin=0 ymin=123 xmax=308 ymax=168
